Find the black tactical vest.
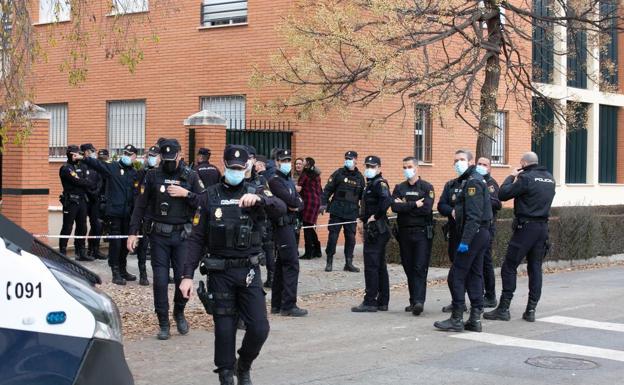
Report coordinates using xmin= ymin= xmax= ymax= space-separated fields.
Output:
xmin=151 ymin=168 xmax=193 ymax=223
xmin=395 ymin=180 xmax=432 ymax=228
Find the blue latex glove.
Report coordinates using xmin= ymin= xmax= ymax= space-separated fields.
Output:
xmin=457 ymin=243 xmax=469 ymax=253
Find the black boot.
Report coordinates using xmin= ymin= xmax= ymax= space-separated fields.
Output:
xmin=280 ymin=306 xmax=308 ymax=317
xmin=324 ymin=255 xmax=333 ymax=272
xmin=157 ymin=313 xmax=170 ymax=340
xmin=442 ymin=303 xmax=467 ymax=313
xmin=59 ymin=247 xmax=67 ymax=256
xmin=219 ymin=369 xmax=235 ymax=385
xmin=344 ymin=257 xmax=360 ymax=273
xmin=300 ymin=244 xmax=313 ymax=260
xmin=351 ymin=302 xmax=378 ymax=312
xmin=412 ymin=302 xmax=424 ymax=316
xmin=111 ymin=267 xmax=126 ymax=286
xmin=120 ymin=265 xmax=136 ymax=282
xmin=138 ymin=262 xmax=149 ymax=286
xmin=434 ymin=307 xmax=464 ymax=332
xmin=93 ymin=244 xmax=107 ymax=260
xmin=483 ymin=294 xmax=498 ymax=308
xmin=76 ymin=247 xmax=94 ymax=262
xmin=483 ymin=297 xmax=511 ymax=321
xmin=464 ymin=307 xmax=483 ymax=332
xmin=235 ymin=359 xmax=253 ymax=385
xmin=313 ymin=241 xmax=322 ymax=258
xmin=263 ymin=270 xmax=273 ymax=289
xmin=173 ymin=306 xmax=189 ymax=335
xmin=522 ymin=300 xmax=538 ymax=322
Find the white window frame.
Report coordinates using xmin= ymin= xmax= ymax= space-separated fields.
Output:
xmin=39 ymin=0 xmax=71 ymax=24
xmin=200 ymin=95 xmax=246 ymax=129
xmin=201 ymin=0 xmax=248 ymax=27
xmin=107 ymin=100 xmax=146 ymax=156
xmin=40 ymin=103 xmax=69 ymax=160
xmin=491 ymin=111 xmax=507 ymax=165
xmin=111 ymin=0 xmax=149 ymax=15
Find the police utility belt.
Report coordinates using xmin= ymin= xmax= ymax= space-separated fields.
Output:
xmin=199 ymin=253 xmax=265 ymax=275
xmin=274 ymin=214 xmax=297 ymax=227
xmin=144 ymin=220 xmax=192 ymax=237
xmin=59 ymin=192 xmax=85 ymax=205
xmin=513 ymin=217 xmax=548 ymax=230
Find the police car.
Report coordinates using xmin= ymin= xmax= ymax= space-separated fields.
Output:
xmin=0 ymin=214 xmax=134 ymax=385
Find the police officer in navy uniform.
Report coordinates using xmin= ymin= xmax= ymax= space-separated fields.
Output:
xmin=352 ymin=156 xmax=392 ymax=312
xmin=59 ymin=145 xmax=91 ymax=261
xmin=127 ymin=139 xmax=203 ymax=340
xmin=437 ymin=150 xmax=472 ymax=313
xmin=475 ymin=157 xmax=502 ymax=308
xmin=179 ymin=146 xmax=286 ymax=385
xmin=269 ymin=149 xmax=308 ymax=317
xmin=194 ymin=147 xmax=221 ymax=187
xmin=78 ymin=144 xmax=140 ymax=285
xmin=484 ymin=152 xmax=556 ymax=323
xmin=80 ymin=143 xmax=107 ymax=260
xmin=321 ymin=150 xmax=365 ymax=272
xmin=434 ymin=150 xmax=492 ymax=332
xmin=391 ymin=156 xmax=435 ymax=316
xmin=134 ymin=144 xmax=161 ymax=286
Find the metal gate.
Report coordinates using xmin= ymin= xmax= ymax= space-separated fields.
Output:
xmin=227 ymin=120 xmax=293 ymax=157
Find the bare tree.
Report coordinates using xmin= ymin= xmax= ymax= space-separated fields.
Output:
xmin=0 ymin=0 xmax=177 ymax=143
xmin=255 ymin=0 xmax=623 ymax=158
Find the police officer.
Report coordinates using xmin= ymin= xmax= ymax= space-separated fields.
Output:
xmin=134 ymin=145 xmax=161 ymax=286
xmin=434 ymin=150 xmax=492 ymax=332
xmin=321 ymin=150 xmax=365 ymax=272
xmin=59 ymin=145 xmax=91 ymax=261
xmin=194 ymin=147 xmax=221 ymax=187
xmin=269 ymin=149 xmax=308 ymax=317
xmin=127 ymin=139 xmax=203 ymax=340
xmin=80 ymin=143 xmax=107 ymax=260
xmin=391 ymin=157 xmax=434 ymax=316
xmin=437 ymin=150 xmax=471 ymax=313
xmin=97 ymin=148 xmax=110 ymax=162
xmin=255 ymin=155 xmax=276 ymax=288
xmin=475 ymin=157 xmax=502 ymax=308
xmin=484 ymin=152 xmax=556 ymax=323
xmin=78 ymin=144 xmax=140 ymax=285
xmin=179 ymin=146 xmax=286 ymax=385
xmin=351 ymin=156 xmax=392 ymax=312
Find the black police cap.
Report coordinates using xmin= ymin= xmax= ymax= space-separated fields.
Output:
xmin=66 ymin=144 xmax=80 ymax=154
xmin=123 ymin=144 xmax=138 ymax=155
xmin=224 ymin=145 xmax=249 ymax=168
xmin=256 ymin=154 xmax=267 ymax=163
xmin=276 ymin=149 xmax=292 ymax=161
xmin=159 ymin=139 xmax=181 ymax=160
xmin=198 ymin=147 xmax=211 ymax=156
xmin=345 ymin=150 xmax=358 ymax=159
xmin=364 ymin=155 xmax=381 ymax=166
xmin=98 ymin=149 xmax=109 ymax=157
xmin=147 ymin=145 xmax=160 ymax=156
xmin=246 ymin=145 xmax=257 ymax=157
xmin=80 ymin=143 xmax=96 ymax=152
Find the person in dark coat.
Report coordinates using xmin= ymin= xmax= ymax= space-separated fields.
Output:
xmin=298 ymin=157 xmax=323 ymax=259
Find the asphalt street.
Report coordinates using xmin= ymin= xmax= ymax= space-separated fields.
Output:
xmin=123 ymin=265 xmax=624 ymax=385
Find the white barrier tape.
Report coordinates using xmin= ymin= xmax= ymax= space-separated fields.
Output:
xmin=33 ymin=234 xmax=143 ymax=239
xmin=300 ymin=215 xmax=398 ymax=230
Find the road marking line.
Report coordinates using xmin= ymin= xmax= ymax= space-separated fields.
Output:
xmin=538 ymin=316 xmax=624 ymax=333
xmin=450 ymin=332 xmax=624 ymax=362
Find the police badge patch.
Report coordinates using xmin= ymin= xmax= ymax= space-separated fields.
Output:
xmin=264 ymin=190 xmax=273 ymax=197
xmin=489 ymin=186 xmax=495 ymax=193
xmin=215 ymin=208 xmax=223 ymax=219
xmin=468 ymin=187 xmax=476 ymax=196
xmin=429 ymin=190 xmax=435 ymax=199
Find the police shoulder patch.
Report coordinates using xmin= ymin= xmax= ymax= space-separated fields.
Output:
xmin=380 ymin=181 xmax=389 ymax=190
xmin=467 ymin=187 xmax=476 ymax=196
xmin=199 ymin=180 xmax=205 ymax=189
xmin=140 ymin=185 xmax=145 ymax=194
xmin=193 ymin=210 xmax=201 ymax=226
xmin=264 ymin=189 xmax=273 ymax=197
xmin=70 ymin=171 xmax=78 ymax=178
xmin=429 ymin=190 xmax=435 ymax=199
xmin=489 ymin=185 xmax=495 ymax=193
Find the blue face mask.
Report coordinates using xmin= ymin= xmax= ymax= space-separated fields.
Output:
xmin=279 ymin=162 xmax=292 ymax=175
xmin=364 ymin=168 xmax=377 ymax=179
xmin=147 ymin=156 xmax=158 ymax=167
xmin=344 ymin=159 xmax=354 ymax=169
xmin=120 ymin=155 xmax=132 ymax=167
xmin=403 ymin=168 xmax=416 ymax=180
xmin=224 ymin=168 xmax=245 ymax=186
xmin=454 ymin=160 xmax=468 ymax=176
xmin=476 ymin=165 xmax=488 ymax=176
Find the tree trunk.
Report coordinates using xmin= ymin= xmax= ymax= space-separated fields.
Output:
xmin=476 ymin=3 xmax=503 ymax=160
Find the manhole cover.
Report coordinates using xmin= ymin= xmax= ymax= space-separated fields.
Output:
xmin=525 ymin=356 xmax=599 ymax=370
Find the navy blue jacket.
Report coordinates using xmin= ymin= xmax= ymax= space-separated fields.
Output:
xmin=82 ymin=157 xmax=140 ymax=218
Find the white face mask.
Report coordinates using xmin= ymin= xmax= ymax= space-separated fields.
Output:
xmin=89 ymin=152 xmax=97 ymax=159
xmin=454 ymin=160 xmax=469 ymax=176
xmin=476 ymin=165 xmax=488 ymax=176
xmin=403 ymin=168 xmax=416 ymax=180
xmin=364 ymin=168 xmax=377 ymax=179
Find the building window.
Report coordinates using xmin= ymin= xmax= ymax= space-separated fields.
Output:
xmin=41 ymin=103 xmax=68 ymax=158
xmin=531 ymin=97 xmax=555 ymax=174
xmin=491 ymin=111 xmax=508 ymax=165
xmin=599 ymin=105 xmax=618 ymax=183
xmin=565 ymin=102 xmax=589 ymax=184
xmin=107 ymin=100 xmax=145 ymax=155
xmin=111 ymin=0 xmax=149 ymax=15
xmin=567 ymin=29 xmax=588 ymax=89
xmin=414 ymin=104 xmax=432 ymax=163
xmin=201 ymin=0 xmax=248 ymax=27
xmin=39 ymin=0 xmax=71 ymax=24
xmin=600 ymin=0 xmax=618 ymax=88
xmin=532 ymin=0 xmax=554 ymax=84
xmin=200 ymin=95 xmax=246 ymax=129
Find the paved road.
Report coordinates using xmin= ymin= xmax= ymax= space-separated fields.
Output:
xmin=124 ymin=266 xmax=624 ymax=385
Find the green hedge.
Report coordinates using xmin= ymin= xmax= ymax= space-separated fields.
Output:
xmin=386 ymin=206 xmax=624 ymax=267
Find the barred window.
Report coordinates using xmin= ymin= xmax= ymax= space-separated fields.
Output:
xmin=40 ymin=103 xmax=68 ymax=159
xmin=201 ymin=0 xmax=248 ymax=27
xmin=414 ymin=105 xmax=432 ymax=163
xmin=39 ymin=0 xmax=71 ymax=24
xmin=107 ymin=100 xmax=145 ymax=155
xmin=111 ymin=0 xmax=149 ymax=15
xmin=200 ymin=95 xmax=246 ymax=129
xmin=491 ymin=111 xmax=508 ymax=165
